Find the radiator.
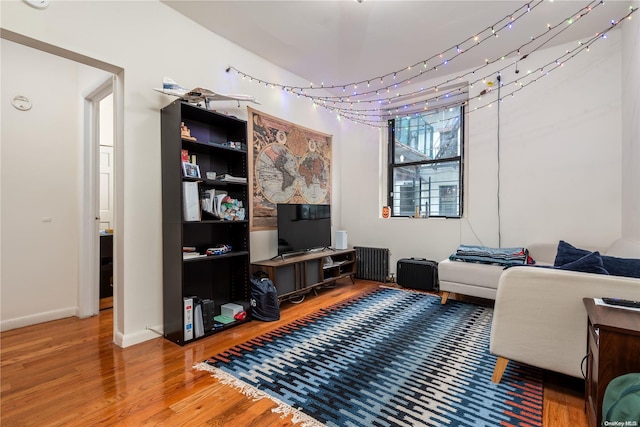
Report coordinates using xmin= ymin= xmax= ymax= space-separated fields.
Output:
xmin=354 ymin=246 xmax=389 ymax=282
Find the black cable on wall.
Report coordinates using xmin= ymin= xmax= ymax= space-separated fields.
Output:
xmin=496 ymin=74 xmax=502 ymax=248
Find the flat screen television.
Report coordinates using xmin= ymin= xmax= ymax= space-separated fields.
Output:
xmin=277 ymin=204 xmax=331 ymax=256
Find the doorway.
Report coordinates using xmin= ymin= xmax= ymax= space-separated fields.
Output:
xmin=79 ymin=72 xmax=120 ymax=320
xmin=89 ymin=85 xmax=115 ymax=311
xmin=1 ymin=29 xmax=124 ymax=341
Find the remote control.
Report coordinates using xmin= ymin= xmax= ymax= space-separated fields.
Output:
xmin=602 ymin=297 xmax=640 ymax=309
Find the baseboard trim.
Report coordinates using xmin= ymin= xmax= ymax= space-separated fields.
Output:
xmin=116 ymin=327 xmax=163 ymax=348
xmin=0 ymin=307 xmax=78 ymax=332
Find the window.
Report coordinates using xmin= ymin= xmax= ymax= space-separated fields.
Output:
xmin=387 ymin=105 xmax=464 ymax=217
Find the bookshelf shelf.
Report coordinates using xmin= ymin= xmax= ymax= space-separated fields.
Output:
xmin=183 ymin=251 xmax=250 ymax=263
xmin=181 ymin=138 xmax=247 ymax=153
xmin=161 ymin=101 xmax=250 ymax=345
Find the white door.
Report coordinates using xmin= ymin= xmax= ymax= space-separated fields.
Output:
xmin=99 ymin=145 xmax=114 ymax=230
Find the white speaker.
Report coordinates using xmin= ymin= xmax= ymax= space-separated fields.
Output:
xmin=335 ymin=230 xmax=347 ymax=250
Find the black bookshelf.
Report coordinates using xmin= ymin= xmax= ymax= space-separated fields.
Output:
xmin=161 ymin=101 xmax=251 ymax=345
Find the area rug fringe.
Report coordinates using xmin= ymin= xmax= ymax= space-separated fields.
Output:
xmin=193 ymin=362 xmax=326 ymax=427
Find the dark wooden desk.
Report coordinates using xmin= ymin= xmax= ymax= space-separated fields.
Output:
xmin=100 ymin=234 xmax=113 ymax=298
xmin=583 ymin=298 xmax=640 ymax=427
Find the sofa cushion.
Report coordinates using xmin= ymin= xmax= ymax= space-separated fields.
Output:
xmin=606 ymin=238 xmax=640 ymax=258
xmin=438 ymin=259 xmax=504 ymax=289
xmin=555 ymin=240 xmax=640 ymax=278
xmin=526 ymin=243 xmax=557 ymax=266
xmin=557 ymin=251 xmax=609 ymax=275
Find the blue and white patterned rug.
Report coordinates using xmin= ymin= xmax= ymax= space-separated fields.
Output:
xmin=195 ymin=287 xmax=543 ymax=427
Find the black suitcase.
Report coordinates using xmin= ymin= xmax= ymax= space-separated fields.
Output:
xmin=397 ymin=258 xmax=439 ymax=291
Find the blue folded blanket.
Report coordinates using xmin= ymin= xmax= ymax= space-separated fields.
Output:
xmin=449 ymin=245 xmax=530 ymax=266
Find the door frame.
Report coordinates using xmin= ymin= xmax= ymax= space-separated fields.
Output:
xmin=1 ymin=29 xmax=125 ymax=343
xmin=79 ymin=79 xmax=114 ymax=318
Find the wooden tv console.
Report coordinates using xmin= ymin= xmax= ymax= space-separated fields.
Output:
xmin=251 ymin=249 xmax=356 ymax=301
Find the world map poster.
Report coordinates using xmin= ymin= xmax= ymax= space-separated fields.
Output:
xmin=248 ymin=107 xmax=332 ymax=230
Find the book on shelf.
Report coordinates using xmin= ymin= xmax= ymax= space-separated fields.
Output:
xmin=200 ymin=191 xmax=212 ymax=216
xmin=201 ymin=299 xmax=215 ymax=332
xmin=181 ymin=149 xmax=189 ymax=162
xmin=183 ymin=297 xmax=194 ymax=341
xmin=200 ymin=189 xmax=228 ymax=219
xmin=183 ymin=252 xmax=206 ymax=260
xmin=183 ymin=181 xmax=201 ymax=221
xmin=193 ymin=302 xmax=204 ymax=339
xmin=214 ymin=191 xmax=228 ymax=217
xmin=219 ymin=174 xmax=247 ymax=183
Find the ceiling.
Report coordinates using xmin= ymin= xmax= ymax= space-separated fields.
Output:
xmin=162 ymin=0 xmax=633 ymax=94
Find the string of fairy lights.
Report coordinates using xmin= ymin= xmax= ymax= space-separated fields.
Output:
xmin=330 ymin=7 xmax=636 ymax=127
xmin=327 ymin=0 xmax=609 ymax=109
xmin=228 ymin=0 xmax=546 ymax=97
xmin=246 ymin=0 xmax=602 ymax=105
xmin=226 ymin=1 xmax=637 ymax=128
xmin=355 ymin=16 xmax=631 ymax=129
xmin=225 ymin=0 xmax=624 ymax=116
xmin=309 ymin=1 xmax=609 ymax=126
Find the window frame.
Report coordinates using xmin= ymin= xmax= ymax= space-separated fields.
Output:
xmin=387 ymin=105 xmax=465 ymax=218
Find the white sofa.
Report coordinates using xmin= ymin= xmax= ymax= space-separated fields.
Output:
xmin=489 ymin=238 xmax=640 ymax=383
xmin=438 ymin=243 xmax=553 ymax=303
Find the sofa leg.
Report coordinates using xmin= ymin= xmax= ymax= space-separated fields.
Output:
xmin=491 ymin=356 xmax=509 ymax=383
xmin=440 ymin=291 xmax=450 ymax=304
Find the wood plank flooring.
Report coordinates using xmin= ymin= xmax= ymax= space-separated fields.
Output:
xmin=1 ymin=280 xmax=587 ymax=426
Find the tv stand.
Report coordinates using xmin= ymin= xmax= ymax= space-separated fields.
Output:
xmin=252 ymin=249 xmax=356 ymax=302
xmin=270 ymin=247 xmax=334 ymax=261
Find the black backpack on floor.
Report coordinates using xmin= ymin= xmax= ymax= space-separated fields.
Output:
xmin=250 ymin=272 xmax=280 ymax=321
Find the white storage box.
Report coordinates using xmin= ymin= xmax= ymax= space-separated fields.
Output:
xmin=221 ymin=303 xmax=243 ymax=318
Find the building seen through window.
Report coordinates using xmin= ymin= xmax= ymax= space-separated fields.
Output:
xmin=388 ymin=104 xmax=464 ymax=218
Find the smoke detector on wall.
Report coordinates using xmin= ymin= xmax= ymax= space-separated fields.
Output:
xmin=24 ymin=0 xmax=49 ymax=9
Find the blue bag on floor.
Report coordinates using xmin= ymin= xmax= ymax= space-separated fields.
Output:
xmin=250 ymin=272 xmax=280 ymax=322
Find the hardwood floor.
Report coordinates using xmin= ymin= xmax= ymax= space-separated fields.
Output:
xmin=1 ymin=280 xmax=587 ymax=426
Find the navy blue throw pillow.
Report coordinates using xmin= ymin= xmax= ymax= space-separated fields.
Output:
xmin=555 ymin=240 xmax=640 ymax=278
xmin=600 ymin=255 xmax=640 ymax=279
xmin=557 ymin=251 xmax=609 ymax=275
xmin=554 ymin=240 xmax=590 ymax=267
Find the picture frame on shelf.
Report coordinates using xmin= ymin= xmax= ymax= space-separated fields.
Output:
xmin=182 ymin=161 xmax=200 ymax=178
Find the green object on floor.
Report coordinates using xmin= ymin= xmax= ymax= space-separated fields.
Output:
xmin=603 ymin=373 xmax=640 ymax=425
xmin=214 ymin=315 xmax=235 ymax=324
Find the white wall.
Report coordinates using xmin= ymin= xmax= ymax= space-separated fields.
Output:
xmin=0 ymin=39 xmax=112 ymax=330
xmin=1 ymin=39 xmax=81 ymax=328
xmin=0 ymin=1 xmax=353 ymax=345
xmin=621 ymin=0 xmax=640 ymax=240
xmin=488 ymin=33 xmax=622 ymax=248
xmin=342 ymin=30 xmax=629 ymax=270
